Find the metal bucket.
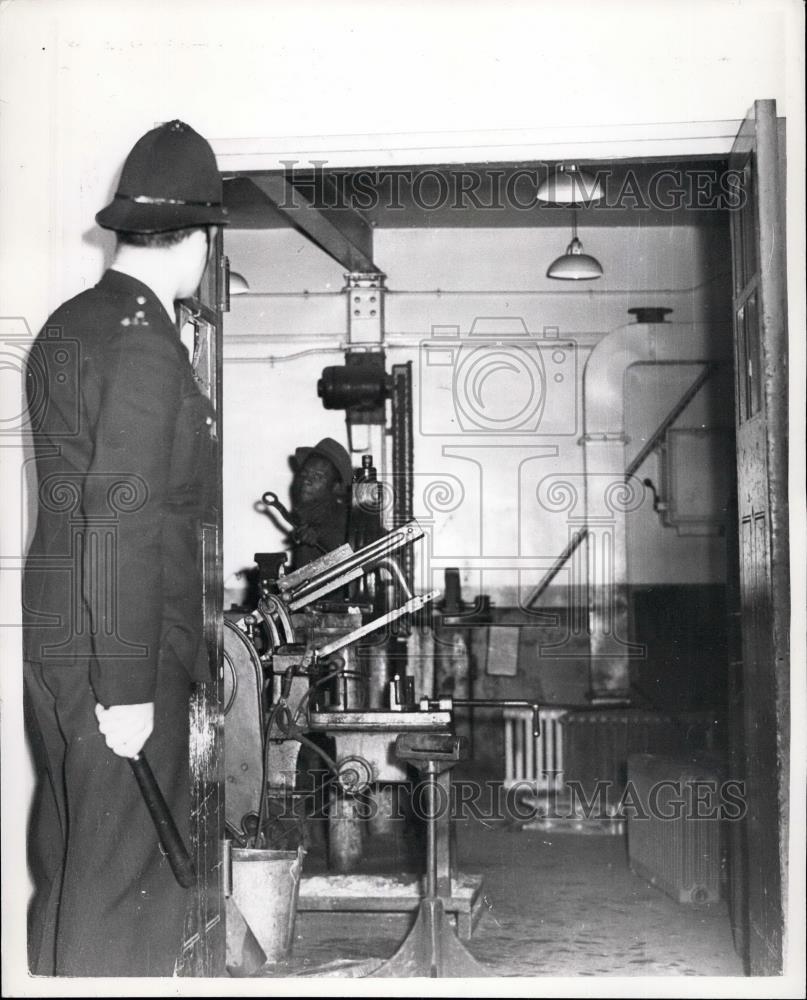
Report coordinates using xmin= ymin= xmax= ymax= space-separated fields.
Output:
xmin=225 ymin=844 xmax=305 ymax=970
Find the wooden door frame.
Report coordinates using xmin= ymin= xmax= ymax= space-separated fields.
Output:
xmin=729 ymin=100 xmax=791 ymax=974
xmin=209 ymin=119 xmax=748 ymax=171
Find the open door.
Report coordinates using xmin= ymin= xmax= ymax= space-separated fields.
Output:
xmin=175 ymin=232 xmax=227 ymax=975
xmin=728 ymin=99 xmax=789 ymax=974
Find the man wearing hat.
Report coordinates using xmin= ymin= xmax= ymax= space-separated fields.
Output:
xmin=23 ymin=121 xmax=227 ymax=976
xmin=290 ymin=437 xmax=354 ymax=567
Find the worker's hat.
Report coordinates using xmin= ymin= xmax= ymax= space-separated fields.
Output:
xmin=96 ymin=120 xmax=229 ymax=233
xmin=294 ymin=438 xmax=354 ymax=489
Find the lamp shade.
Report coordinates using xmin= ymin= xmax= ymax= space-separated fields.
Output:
xmin=547 ymin=237 xmax=603 ymax=280
xmin=536 ymin=164 xmax=603 ymax=205
xmin=229 ymin=270 xmax=250 ymax=294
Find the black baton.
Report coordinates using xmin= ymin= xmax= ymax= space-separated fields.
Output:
xmin=129 ymin=752 xmax=195 ymax=889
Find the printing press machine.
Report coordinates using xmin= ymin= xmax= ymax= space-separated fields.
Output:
xmin=221 ymin=508 xmax=495 ymax=950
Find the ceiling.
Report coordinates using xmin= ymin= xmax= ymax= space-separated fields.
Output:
xmin=223 ymin=158 xmax=731 ymax=231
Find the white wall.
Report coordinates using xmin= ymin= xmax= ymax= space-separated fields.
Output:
xmin=0 ymin=0 xmax=801 ymax=322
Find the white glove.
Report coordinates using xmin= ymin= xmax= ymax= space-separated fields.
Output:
xmin=95 ymin=702 xmax=154 ymax=758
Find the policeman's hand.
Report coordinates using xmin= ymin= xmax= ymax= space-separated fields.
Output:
xmin=94 ymin=702 xmax=155 ymax=758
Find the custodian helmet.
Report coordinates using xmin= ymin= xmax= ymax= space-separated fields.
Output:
xmin=95 ymin=120 xmax=229 ymax=234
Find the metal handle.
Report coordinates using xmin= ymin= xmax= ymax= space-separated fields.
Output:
xmin=260 ymin=490 xmax=329 ymax=552
xmin=261 ymin=490 xmax=297 ymax=526
xmin=129 ymin=752 xmax=195 ymax=889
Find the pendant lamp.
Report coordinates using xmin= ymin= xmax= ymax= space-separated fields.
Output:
xmin=547 ymin=210 xmax=603 ymax=280
xmin=535 ymin=164 xmax=603 ymax=205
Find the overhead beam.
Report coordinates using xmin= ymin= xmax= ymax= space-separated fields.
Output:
xmin=247 ymin=175 xmax=378 ymax=272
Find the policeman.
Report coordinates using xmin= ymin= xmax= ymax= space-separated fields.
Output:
xmin=23 ymin=120 xmax=227 ymax=976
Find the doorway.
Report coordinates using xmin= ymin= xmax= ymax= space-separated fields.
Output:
xmin=203 ymin=110 xmax=788 ymax=977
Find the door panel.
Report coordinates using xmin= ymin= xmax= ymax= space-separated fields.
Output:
xmin=729 ymin=99 xmax=789 ymax=974
xmin=176 ymin=232 xmax=226 ymax=976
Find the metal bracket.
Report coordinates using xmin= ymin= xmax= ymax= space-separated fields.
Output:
xmin=346 ymin=272 xmax=386 ymax=346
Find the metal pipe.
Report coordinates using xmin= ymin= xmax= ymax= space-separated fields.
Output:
xmin=375 ymin=556 xmax=413 ymax=600
xmin=226 ymin=274 xmax=730 ymax=299
xmin=451 ymin=699 xmax=541 ymax=738
xmin=425 ymin=762 xmax=437 ymax=900
xmin=504 ymin=715 xmax=513 ymax=785
xmin=524 ymin=528 xmax=588 ymax=609
xmin=391 ymin=362 xmax=415 ymax=597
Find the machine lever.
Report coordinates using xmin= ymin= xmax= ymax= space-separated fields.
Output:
xmin=278 ymin=521 xmax=425 ymax=609
xmin=314 ymin=590 xmax=440 ymax=660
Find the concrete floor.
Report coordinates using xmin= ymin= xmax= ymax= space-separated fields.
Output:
xmin=257 ymin=816 xmax=745 ymax=979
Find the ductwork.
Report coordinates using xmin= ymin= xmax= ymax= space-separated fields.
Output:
xmin=581 ymin=320 xmax=732 ymax=699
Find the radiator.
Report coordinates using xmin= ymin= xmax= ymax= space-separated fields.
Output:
xmin=561 ymin=709 xmax=716 ymax=799
xmin=503 ymin=707 xmax=567 ymax=792
xmin=627 ymin=753 xmax=723 ymax=904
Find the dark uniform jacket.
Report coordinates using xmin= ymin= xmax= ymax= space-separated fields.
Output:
xmin=23 ymin=269 xmax=214 ymax=706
